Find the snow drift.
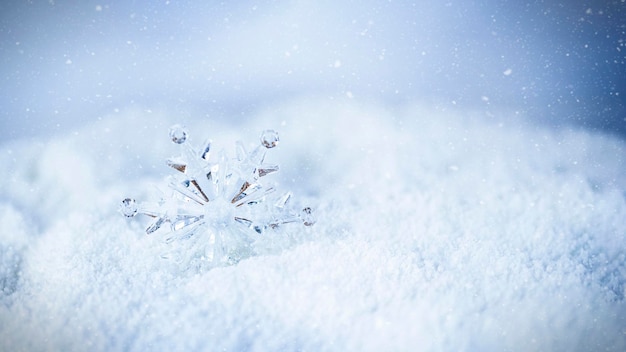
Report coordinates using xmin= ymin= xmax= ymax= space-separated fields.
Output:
xmin=1 ymin=99 xmax=625 ymax=351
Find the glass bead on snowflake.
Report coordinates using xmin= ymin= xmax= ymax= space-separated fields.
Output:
xmin=120 ymin=125 xmax=315 ymax=271
xmin=260 ymin=129 xmax=280 ymax=148
xmin=120 ymin=198 xmax=138 ymax=217
xmin=169 ymin=124 xmax=188 ymax=144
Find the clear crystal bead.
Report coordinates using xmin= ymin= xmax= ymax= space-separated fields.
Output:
xmin=301 ymin=207 xmax=316 ymax=226
xmin=120 ymin=198 xmax=138 ymax=217
xmin=169 ymin=124 xmax=188 ymax=144
xmin=260 ymin=129 xmax=279 ymax=148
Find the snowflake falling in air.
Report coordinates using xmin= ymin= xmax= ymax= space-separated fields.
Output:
xmin=120 ymin=124 xmax=315 ymax=270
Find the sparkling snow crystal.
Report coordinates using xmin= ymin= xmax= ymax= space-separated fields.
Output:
xmin=121 ymin=125 xmax=315 ymax=270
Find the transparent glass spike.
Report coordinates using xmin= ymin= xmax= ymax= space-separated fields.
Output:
xmin=188 ymin=179 xmax=210 ymax=203
xmin=234 ymin=217 xmax=253 ymax=227
xmin=276 ymin=215 xmax=302 ymax=225
xmin=235 ymin=141 xmax=247 ymax=161
xmin=171 ymin=215 xmax=202 ymax=232
xmin=166 ymin=218 xmax=204 ymax=243
xmin=234 ymin=217 xmax=265 ymax=234
xmin=167 ymin=158 xmax=187 ymax=173
xmin=200 ymin=140 xmax=212 ymax=161
xmin=249 ymin=146 xmax=266 ymax=165
xmin=258 ymin=164 xmax=279 ymax=177
xmin=146 ymin=217 xmax=166 ymax=234
xmin=136 ymin=200 xmax=167 ymax=218
xmin=168 ymin=178 xmax=207 ymax=205
xmin=233 ymin=186 xmax=275 ymax=207
xmin=274 ymin=192 xmax=292 ymax=208
xmin=231 ymin=181 xmax=262 ymax=205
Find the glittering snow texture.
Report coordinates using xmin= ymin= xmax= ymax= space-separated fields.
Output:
xmin=1 ymin=100 xmax=625 ymax=351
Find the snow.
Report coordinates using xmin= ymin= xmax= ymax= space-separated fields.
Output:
xmin=1 ymin=99 xmax=626 ymax=351
xmin=1 ymin=1 xmax=626 ymax=351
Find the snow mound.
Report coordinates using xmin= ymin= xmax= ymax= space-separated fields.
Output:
xmin=1 ymin=99 xmax=625 ymax=351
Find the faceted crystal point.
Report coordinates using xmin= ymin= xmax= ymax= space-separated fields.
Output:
xmin=274 ymin=192 xmax=292 ymax=208
xmin=200 ymin=140 xmax=212 ymax=161
xmin=120 ymin=198 xmax=138 ymax=217
xmin=260 ymin=129 xmax=280 ymax=149
xmin=169 ymin=124 xmax=188 ymax=144
xmin=258 ymin=164 xmax=279 ymax=178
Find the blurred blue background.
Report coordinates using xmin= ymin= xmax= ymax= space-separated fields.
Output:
xmin=1 ymin=0 xmax=624 ymax=142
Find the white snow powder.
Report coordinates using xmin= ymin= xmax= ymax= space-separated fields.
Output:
xmin=1 ymin=99 xmax=625 ymax=351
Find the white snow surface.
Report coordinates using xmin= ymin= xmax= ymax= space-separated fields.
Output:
xmin=1 ymin=99 xmax=626 ymax=351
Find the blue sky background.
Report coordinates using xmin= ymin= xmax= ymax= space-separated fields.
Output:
xmin=1 ymin=0 xmax=624 ymax=142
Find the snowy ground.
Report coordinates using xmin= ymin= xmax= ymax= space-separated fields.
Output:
xmin=1 ymin=98 xmax=626 ymax=351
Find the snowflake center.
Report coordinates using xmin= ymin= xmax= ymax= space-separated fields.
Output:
xmin=203 ymin=197 xmax=235 ymax=228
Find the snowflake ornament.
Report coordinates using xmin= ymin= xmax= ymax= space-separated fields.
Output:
xmin=121 ymin=124 xmax=315 ymax=270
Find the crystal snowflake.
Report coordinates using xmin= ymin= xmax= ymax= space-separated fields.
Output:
xmin=120 ymin=124 xmax=315 ymax=270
